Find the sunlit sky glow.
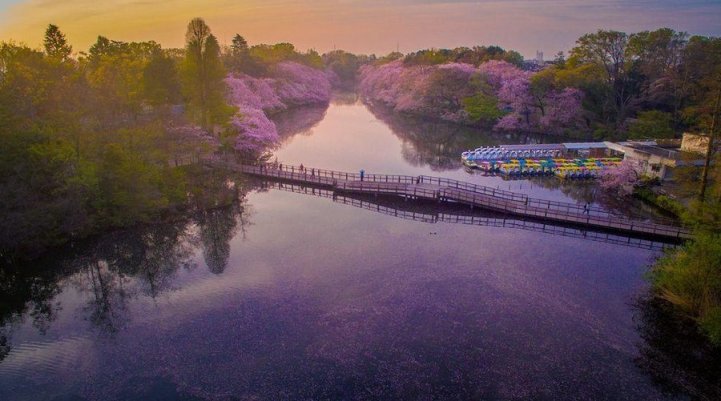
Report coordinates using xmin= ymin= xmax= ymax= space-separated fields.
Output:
xmin=1 ymin=0 xmax=720 ymax=58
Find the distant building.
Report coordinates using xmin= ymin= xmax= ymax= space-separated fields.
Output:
xmin=680 ymin=132 xmax=712 ymax=154
xmin=536 ymin=50 xmax=544 ymax=64
xmin=555 ymin=135 xmax=709 ymax=180
xmin=604 ymin=134 xmax=710 ymax=180
xmin=522 ymin=50 xmax=548 ymax=72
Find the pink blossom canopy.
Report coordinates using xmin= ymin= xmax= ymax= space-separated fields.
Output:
xmin=225 ymin=61 xmax=335 ymax=153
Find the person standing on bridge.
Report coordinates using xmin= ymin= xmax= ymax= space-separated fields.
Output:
xmin=360 ymin=169 xmax=365 ymax=181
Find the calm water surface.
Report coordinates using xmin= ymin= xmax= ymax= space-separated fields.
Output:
xmin=0 ymin=97 xmax=703 ymax=400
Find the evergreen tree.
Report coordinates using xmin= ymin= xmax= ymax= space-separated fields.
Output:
xmin=231 ymin=34 xmax=248 ymax=55
xmin=181 ymin=18 xmax=233 ymax=129
xmin=43 ymin=24 xmax=72 ymax=61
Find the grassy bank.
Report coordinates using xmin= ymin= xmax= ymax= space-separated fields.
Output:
xmin=650 ymin=231 xmax=721 ymax=345
xmin=633 ymin=186 xmax=686 ymax=218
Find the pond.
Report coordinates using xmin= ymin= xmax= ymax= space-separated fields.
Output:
xmin=1 ymin=95 xmax=717 ymax=401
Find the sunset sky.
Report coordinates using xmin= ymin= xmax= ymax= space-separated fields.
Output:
xmin=1 ymin=0 xmax=720 ymax=58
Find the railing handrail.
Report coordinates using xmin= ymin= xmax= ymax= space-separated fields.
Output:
xmin=440 ymin=187 xmax=687 ymax=234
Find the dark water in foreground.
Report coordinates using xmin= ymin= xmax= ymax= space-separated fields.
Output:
xmin=2 ymin=97 xmax=718 ymax=400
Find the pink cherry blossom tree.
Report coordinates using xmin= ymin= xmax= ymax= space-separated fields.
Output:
xmin=495 ymin=73 xmax=534 ymax=130
xmin=225 ymin=61 xmax=335 ymax=154
xmin=359 ymin=60 xmax=407 ymax=106
xmin=477 ymin=60 xmax=526 ymax=90
xmin=600 ymin=159 xmax=641 ymax=196
xmin=359 ymin=58 xmax=586 ymax=134
xmin=226 ymin=74 xmax=286 ymax=112
xmin=274 ymin=61 xmax=334 ymax=106
xmin=230 ymin=105 xmax=280 ymax=154
xmin=539 ymin=88 xmax=584 ymax=133
xmin=361 ymin=59 xmax=570 ymax=131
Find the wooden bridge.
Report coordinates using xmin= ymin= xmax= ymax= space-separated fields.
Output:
xmin=206 ymin=159 xmax=692 ymax=241
xmin=262 ymin=181 xmax=676 ymax=251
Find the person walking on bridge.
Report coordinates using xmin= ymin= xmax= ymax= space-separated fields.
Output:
xmin=360 ymin=169 xmax=365 ymax=182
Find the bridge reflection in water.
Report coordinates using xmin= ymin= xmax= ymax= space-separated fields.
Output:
xmin=258 ymin=180 xmax=676 ymax=252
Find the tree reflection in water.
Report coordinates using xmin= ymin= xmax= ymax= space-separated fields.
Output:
xmin=197 ymin=196 xmax=251 ymax=275
xmin=0 ymin=257 xmax=65 ymax=339
xmin=0 ymin=333 xmax=9 ymax=363
xmin=192 ymin=168 xmax=254 ymax=275
xmin=364 ymin=102 xmax=560 ymax=172
xmin=0 ymin=169 xmax=254 ymax=337
xmin=0 ymin=98 xmax=342 ymax=340
xmin=273 ymin=104 xmax=328 ymax=143
xmin=66 ymin=220 xmax=200 ymax=334
xmin=330 ymin=91 xmax=360 ymax=106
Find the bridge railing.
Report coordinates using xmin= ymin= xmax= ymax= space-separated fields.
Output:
xmin=441 ymin=187 xmax=690 ymax=238
xmin=206 ymin=158 xmax=689 ymax=238
xmin=420 ymin=175 xmax=622 ymax=219
xmin=250 ymin=161 xmax=418 ymax=184
xmin=425 ymin=174 xmax=681 ymax=226
xmin=420 ymin=175 xmax=528 ymax=202
xmin=217 ymin=158 xmax=582 ymax=214
xmin=337 ymin=181 xmax=440 ymax=199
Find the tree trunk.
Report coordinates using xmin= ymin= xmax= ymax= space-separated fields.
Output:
xmin=699 ymin=87 xmax=721 ymax=201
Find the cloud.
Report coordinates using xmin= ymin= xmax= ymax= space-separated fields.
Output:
xmin=0 ymin=0 xmax=719 ymax=57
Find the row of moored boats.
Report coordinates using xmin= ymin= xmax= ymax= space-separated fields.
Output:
xmin=461 ymin=147 xmax=622 ymax=179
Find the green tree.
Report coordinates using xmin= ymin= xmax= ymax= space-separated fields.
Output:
xmin=43 ymin=24 xmax=72 ymax=61
xmin=181 ymin=18 xmax=233 ymax=129
xmin=87 ymin=36 xmax=114 ymax=63
xmin=0 ymin=130 xmax=90 ymax=256
xmin=570 ymin=30 xmax=633 ymax=131
xmin=224 ymin=34 xmax=252 ymax=74
xmin=87 ymin=50 xmax=146 ymax=123
xmin=628 ymin=29 xmax=688 ymax=127
xmin=97 ymin=142 xmax=169 ymax=227
xmin=627 ymin=110 xmax=675 ymax=139
xmin=463 ymin=93 xmax=503 ymax=123
xmin=231 ymin=34 xmax=248 ymax=54
xmin=462 ymin=75 xmax=504 ymax=123
xmin=679 ymin=36 xmax=721 ymax=200
xmin=143 ymin=51 xmax=181 ymax=106
xmin=323 ymin=50 xmax=365 ymax=88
